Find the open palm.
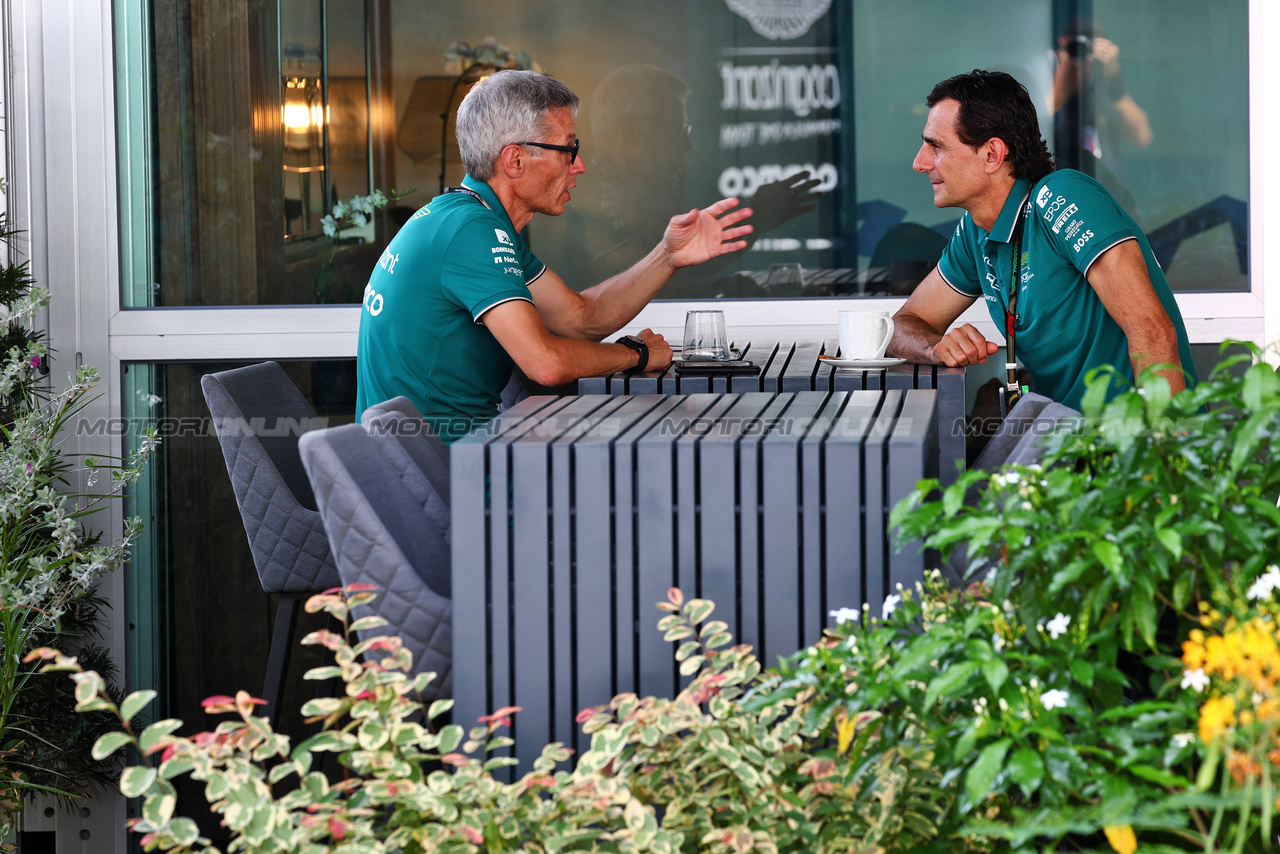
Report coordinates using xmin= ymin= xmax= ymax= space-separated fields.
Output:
xmin=662 ymin=198 xmax=755 ymax=269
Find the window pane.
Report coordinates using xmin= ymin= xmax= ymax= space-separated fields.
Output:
xmin=126 ymin=0 xmax=1247 ymax=306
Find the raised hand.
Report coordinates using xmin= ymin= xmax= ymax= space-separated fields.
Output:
xmin=661 ymin=198 xmax=755 ymax=269
xmin=742 ymin=170 xmax=822 ymax=234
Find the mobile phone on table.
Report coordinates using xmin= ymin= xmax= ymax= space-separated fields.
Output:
xmin=674 ymin=360 xmax=759 ymax=375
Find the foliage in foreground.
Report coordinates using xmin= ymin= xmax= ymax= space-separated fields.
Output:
xmin=0 ymin=212 xmax=157 ymax=842
xmin=35 ymin=584 xmax=951 ymax=854
xmin=32 ymin=345 xmax=1280 ymax=852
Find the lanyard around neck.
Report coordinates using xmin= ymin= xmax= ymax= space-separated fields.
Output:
xmin=1003 ymin=203 xmax=1028 ymax=396
xmin=444 ymin=185 xmax=490 ymax=209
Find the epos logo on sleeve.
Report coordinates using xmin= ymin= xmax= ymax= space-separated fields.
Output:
xmin=494 ymin=229 xmax=513 ymax=246
xmin=1043 ymin=195 xmax=1066 ymax=221
xmin=1037 ymin=186 xmax=1053 ymax=208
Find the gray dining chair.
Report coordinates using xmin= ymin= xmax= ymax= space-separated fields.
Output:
xmin=945 ymin=393 xmax=1083 ymax=583
xmin=299 ymin=423 xmax=452 ymax=701
xmin=359 ymin=396 xmax=450 ymax=513
xmin=201 ymin=361 xmax=341 ymax=727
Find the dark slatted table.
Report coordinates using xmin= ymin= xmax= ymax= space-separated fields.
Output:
xmin=451 ymin=387 xmax=941 ymax=776
xmin=578 ymin=338 xmax=967 ymax=488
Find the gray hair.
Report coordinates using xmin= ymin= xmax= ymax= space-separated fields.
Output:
xmin=455 ymin=70 xmax=580 ymax=181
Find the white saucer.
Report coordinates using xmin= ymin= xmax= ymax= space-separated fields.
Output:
xmin=824 ymin=357 xmax=907 ymax=369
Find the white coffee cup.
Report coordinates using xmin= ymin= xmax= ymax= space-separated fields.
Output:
xmin=838 ymin=310 xmax=895 ymax=361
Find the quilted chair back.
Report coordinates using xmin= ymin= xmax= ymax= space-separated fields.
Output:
xmin=299 ymin=423 xmax=452 ymax=701
xmin=360 ymin=396 xmax=450 ymax=512
xmin=201 ymin=362 xmax=340 ymax=595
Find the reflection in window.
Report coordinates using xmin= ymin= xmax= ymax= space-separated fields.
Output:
xmin=128 ymin=0 xmax=1247 ymax=306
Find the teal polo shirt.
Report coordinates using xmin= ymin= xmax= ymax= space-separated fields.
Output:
xmin=936 ymin=169 xmax=1195 ymax=410
xmin=356 ymin=175 xmax=546 ymax=442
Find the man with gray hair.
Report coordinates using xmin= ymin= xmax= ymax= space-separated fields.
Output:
xmin=357 ymin=70 xmax=753 ymax=441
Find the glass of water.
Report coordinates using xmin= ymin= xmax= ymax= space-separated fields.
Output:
xmin=683 ymin=310 xmax=730 ymax=361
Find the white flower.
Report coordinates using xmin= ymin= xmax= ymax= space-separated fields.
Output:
xmin=1039 ymin=689 xmax=1069 ymax=710
xmin=1045 ymin=613 xmax=1071 ymax=639
xmin=829 ymin=607 xmax=859 ymax=625
xmin=1171 ymin=732 xmax=1195 ymax=748
xmin=881 ymin=594 xmax=901 ymax=619
xmin=992 ymin=633 xmax=1005 ymax=652
xmin=1181 ymin=668 xmax=1210 ymax=693
xmin=1247 ymin=565 xmax=1280 ymax=601
xmin=998 ymin=697 xmax=1009 ymax=712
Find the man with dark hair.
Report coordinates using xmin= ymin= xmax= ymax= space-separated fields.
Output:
xmin=356 ymin=70 xmax=753 ymax=440
xmin=887 ymin=70 xmax=1193 ymax=411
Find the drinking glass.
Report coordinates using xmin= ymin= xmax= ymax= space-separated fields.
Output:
xmin=683 ymin=310 xmax=730 ymax=361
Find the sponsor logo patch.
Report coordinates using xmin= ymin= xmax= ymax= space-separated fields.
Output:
xmin=495 ymin=229 xmax=513 ymax=246
xmin=1043 ymin=195 xmax=1066 ymax=221
xmin=1036 ymin=186 xmax=1053 ymax=208
xmin=1052 ymin=204 xmax=1078 ymax=234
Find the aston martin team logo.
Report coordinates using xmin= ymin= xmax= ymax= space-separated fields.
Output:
xmin=724 ymin=0 xmax=832 ymax=40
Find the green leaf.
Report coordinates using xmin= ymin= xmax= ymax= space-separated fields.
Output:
xmin=675 ymin=640 xmax=701 ymax=662
xmin=1128 ymin=763 xmax=1192 ymax=788
xmin=428 ymin=699 xmax=454 ymax=721
xmin=168 ymin=817 xmax=200 ymax=846
xmin=680 ymin=655 xmax=705 ymax=676
xmin=1196 ymin=739 xmax=1221 ymax=791
xmin=120 ymin=689 xmax=158 ymax=723
xmin=1006 ymin=746 xmax=1045 ymax=798
xmin=683 ymin=599 xmax=715 ymax=625
xmin=1068 ymin=659 xmax=1094 ymax=688
xmin=158 ymin=757 xmax=195 ymax=780
xmin=982 ymin=660 xmax=1009 ymax=694
xmin=141 ymin=789 xmax=176 ymax=828
xmin=925 ymin=661 xmax=980 ymax=709
xmin=966 ymin=738 xmax=1013 ymax=804
xmin=1156 ymin=528 xmax=1183 ymax=562
xmin=1242 ymin=362 xmax=1280 ymax=411
xmin=349 ymin=615 xmax=389 ymax=632
xmin=1141 ymin=373 xmax=1172 ymax=416
xmin=119 ymin=765 xmax=157 ymax=798
xmin=437 ymin=724 xmax=464 ymax=754
xmin=1172 ymin=570 xmax=1192 ymax=613
xmin=92 ymin=731 xmax=134 ymax=761
xmin=1092 ymin=540 xmax=1122 ymax=576
xmin=139 ymin=719 xmax=183 ymax=754
xmin=1133 ymin=592 xmax=1158 ymax=649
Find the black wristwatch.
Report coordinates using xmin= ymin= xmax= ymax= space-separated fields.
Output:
xmin=616 ymin=334 xmax=648 ymax=373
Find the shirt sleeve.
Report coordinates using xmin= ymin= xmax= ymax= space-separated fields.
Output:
xmin=440 ymin=217 xmax=537 ymax=321
xmin=1032 ymin=170 xmax=1136 ymax=275
xmin=935 ymin=215 xmax=984 ymax=298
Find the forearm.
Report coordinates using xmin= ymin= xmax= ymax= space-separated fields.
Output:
xmin=573 ymin=243 xmax=678 ymax=340
xmin=518 ymin=336 xmax=643 ymax=387
xmin=886 ymin=312 xmax=944 ymax=364
xmin=1127 ymin=327 xmax=1185 ymax=394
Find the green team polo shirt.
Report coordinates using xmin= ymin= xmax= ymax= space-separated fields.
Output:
xmin=355 ymin=175 xmax=546 ymax=441
xmin=936 ymin=169 xmax=1195 ymax=411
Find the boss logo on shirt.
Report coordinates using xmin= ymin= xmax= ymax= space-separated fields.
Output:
xmin=1037 ymin=186 xmax=1053 ymax=208
xmin=495 ymin=229 xmax=513 ymax=246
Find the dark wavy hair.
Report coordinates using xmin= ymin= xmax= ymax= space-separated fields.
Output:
xmin=927 ymin=70 xmax=1056 ymax=182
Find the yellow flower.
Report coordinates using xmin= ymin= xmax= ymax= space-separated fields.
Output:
xmin=1103 ymin=824 xmax=1137 ymax=854
xmin=1200 ymin=695 xmax=1236 ymax=744
xmin=1182 ymin=636 xmax=1206 ymax=670
xmin=836 ymin=715 xmax=856 ymax=756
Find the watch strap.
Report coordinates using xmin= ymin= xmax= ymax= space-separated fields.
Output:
xmin=617 ymin=335 xmax=648 ymax=373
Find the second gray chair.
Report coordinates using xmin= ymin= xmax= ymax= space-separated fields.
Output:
xmin=299 ymin=422 xmax=452 ymax=702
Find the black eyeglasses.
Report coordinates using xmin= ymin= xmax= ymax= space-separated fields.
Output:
xmin=514 ymin=138 xmax=580 ymax=165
